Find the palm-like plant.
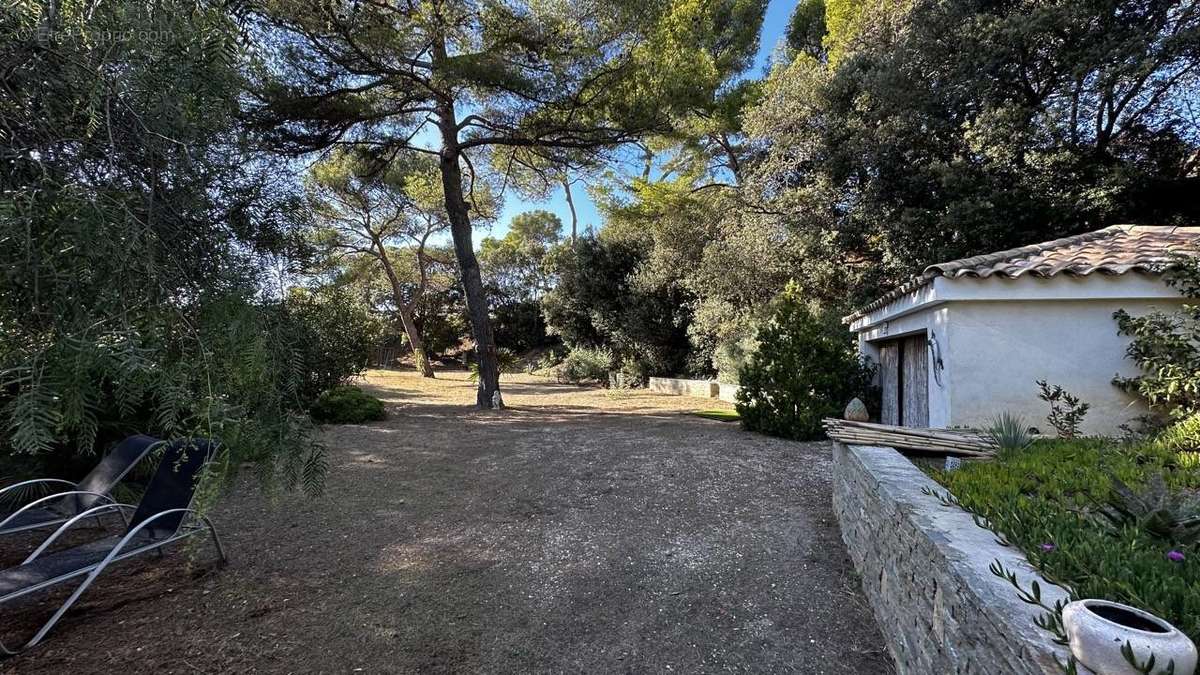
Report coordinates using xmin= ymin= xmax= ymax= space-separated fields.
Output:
xmin=468 ymin=349 xmax=520 ymax=383
xmin=987 ymin=413 xmax=1033 ymax=451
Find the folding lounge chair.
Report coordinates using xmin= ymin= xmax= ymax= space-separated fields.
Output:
xmin=0 ymin=438 xmax=227 ymax=655
xmin=0 ymin=435 xmax=159 ymax=537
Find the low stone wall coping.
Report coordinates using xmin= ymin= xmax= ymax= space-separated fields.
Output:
xmin=833 ymin=442 xmax=1084 ymax=674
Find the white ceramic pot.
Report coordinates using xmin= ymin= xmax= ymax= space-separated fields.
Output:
xmin=1062 ymin=599 xmax=1197 ymax=675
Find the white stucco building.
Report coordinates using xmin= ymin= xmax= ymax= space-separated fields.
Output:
xmin=845 ymin=225 xmax=1199 ymax=436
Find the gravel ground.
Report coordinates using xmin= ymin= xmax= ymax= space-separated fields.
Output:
xmin=3 ymin=370 xmax=891 ymax=674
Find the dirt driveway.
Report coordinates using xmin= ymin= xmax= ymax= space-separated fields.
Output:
xmin=5 ymin=371 xmax=890 ymax=674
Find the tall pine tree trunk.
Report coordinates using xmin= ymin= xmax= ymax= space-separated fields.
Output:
xmin=431 ymin=28 xmax=499 ymax=409
xmin=436 ymin=127 xmax=500 ymax=408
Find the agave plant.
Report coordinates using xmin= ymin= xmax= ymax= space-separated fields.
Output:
xmin=987 ymin=412 xmax=1033 ymax=451
xmin=1099 ymin=472 xmax=1200 ymax=544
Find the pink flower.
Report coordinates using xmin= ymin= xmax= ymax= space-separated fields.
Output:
xmin=1040 ymin=543 xmax=1056 ymax=553
xmin=1167 ymin=550 xmax=1185 ymax=563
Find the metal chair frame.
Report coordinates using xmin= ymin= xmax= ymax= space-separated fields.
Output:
xmin=0 ymin=491 xmax=119 ymax=536
xmin=0 ymin=436 xmax=159 ymax=537
xmin=0 ymin=506 xmax=226 ymax=655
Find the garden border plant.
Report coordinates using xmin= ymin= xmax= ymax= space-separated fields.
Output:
xmin=927 ymin=436 xmax=1200 ymax=673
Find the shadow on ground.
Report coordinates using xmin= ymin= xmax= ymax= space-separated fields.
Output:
xmin=2 ymin=371 xmax=892 ymax=674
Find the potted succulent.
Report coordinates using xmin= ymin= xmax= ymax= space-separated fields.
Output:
xmin=1062 ymin=599 xmax=1197 ymax=675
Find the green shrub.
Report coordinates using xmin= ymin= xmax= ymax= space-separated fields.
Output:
xmin=735 ymin=283 xmax=875 ymax=440
xmin=555 ymin=346 xmax=613 ymax=385
xmin=931 ymin=438 xmax=1200 ymax=643
xmin=713 ymin=332 xmax=758 ymax=385
xmin=283 ymin=288 xmax=386 ymax=404
xmin=610 ymin=357 xmax=648 ymax=389
xmin=1114 ymin=255 xmax=1200 ymax=420
xmin=310 ymin=386 xmax=387 ymax=424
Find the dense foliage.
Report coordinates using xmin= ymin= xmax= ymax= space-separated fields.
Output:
xmin=0 ymin=0 xmax=335 ymax=491
xmin=735 ymin=284 xmax=875 ymax=440
xmin=741 ymin=0 xmax=1200 ymax=310
xmin=542 ymin=234 xmax=693 ymax=377
xmin=932 ymin=438 xmax=1200 ymax=644
xmin=562 ymin=0 xmax=1200 ymax=383
xmin=283 ymin=289 xmax=384 ymax=402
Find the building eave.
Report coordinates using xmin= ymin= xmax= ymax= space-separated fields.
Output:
xmin=849 ymin=273 xmax=1182 ymax=334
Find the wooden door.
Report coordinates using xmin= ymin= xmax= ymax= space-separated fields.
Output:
xmin=875 ymin=333 xmax=929 ymax=427
xmin=901 ymin=334 xmax=929 ymax=427
xmin=879 ymin=343 xmax=900 ymax=425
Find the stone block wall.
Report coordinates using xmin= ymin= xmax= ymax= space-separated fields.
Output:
xmin=832 ymin=443 xmax=1083 ymax=675
xmin=648 ymin=377 xmax=719 ymax=399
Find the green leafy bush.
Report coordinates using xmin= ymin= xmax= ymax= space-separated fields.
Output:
xmin=555 ymin=346 xmax=613 ymax=385
xmin=735 ymin=283 xmax=875 ymax=440
xmin=0 ymin=0 xmax=330 ymax=495
xmin=713 ymin=332 xmax=758 ymax=385
xmin=284 ymin=288 xmax=386 ymax=404
xmin=1114 ymin=255 xmax=1200 ymax=420
xmin=542 ymin=235 xmax=692 ymax=379
xmin=310 ymin=386 xmax=386 ymax=424
xmin=932 ymin=438 xmax=1200 ymax=643
xmin=491 ymin=300 xmax=558 ymax=353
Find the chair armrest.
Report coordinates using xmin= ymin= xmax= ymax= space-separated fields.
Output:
xmin=0 ymin=490 xmax=115 ymax=532
xmin=23 ymin=503 xmax=138 ymax=563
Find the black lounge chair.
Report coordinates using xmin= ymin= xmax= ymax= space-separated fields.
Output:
xmin=0 ymin=438 xmax=226 ymax=655
xmin=0 ymin=435 xmax=159 ymax=537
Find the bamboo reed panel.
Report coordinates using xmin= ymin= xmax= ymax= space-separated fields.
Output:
xmin=822 ymin=418 xmax=997 ymax=457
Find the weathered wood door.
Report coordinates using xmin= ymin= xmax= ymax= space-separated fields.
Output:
xmin=876 ymin=333 xmax=929 ymax=427
xmin=879 ymin=343 xmax=900 ymax=425
xmin=901 ymin=334 xmax=929 ymax=427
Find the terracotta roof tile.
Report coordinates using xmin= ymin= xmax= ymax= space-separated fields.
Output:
xmin=845 ymin=225 xmax=1200 ymax=323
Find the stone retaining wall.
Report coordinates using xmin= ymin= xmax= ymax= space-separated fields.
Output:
xmin=716 ymin=382 xmax=741 ymax=403
xmin=832 ymin=442 xmax=1081 ymax=674
xmin=648 ymin=377 xmax=719 ymax=399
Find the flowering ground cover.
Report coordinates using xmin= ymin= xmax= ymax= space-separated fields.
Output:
xmin=930 ymin=438 xmax=1200 ymax=642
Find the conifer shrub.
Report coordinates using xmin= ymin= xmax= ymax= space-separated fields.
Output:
xmin=736 ymin=283 xmax=875 ymax=440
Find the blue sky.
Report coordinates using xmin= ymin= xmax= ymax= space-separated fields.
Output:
xmin=484 ymin=0 xmax=796 ymax=241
